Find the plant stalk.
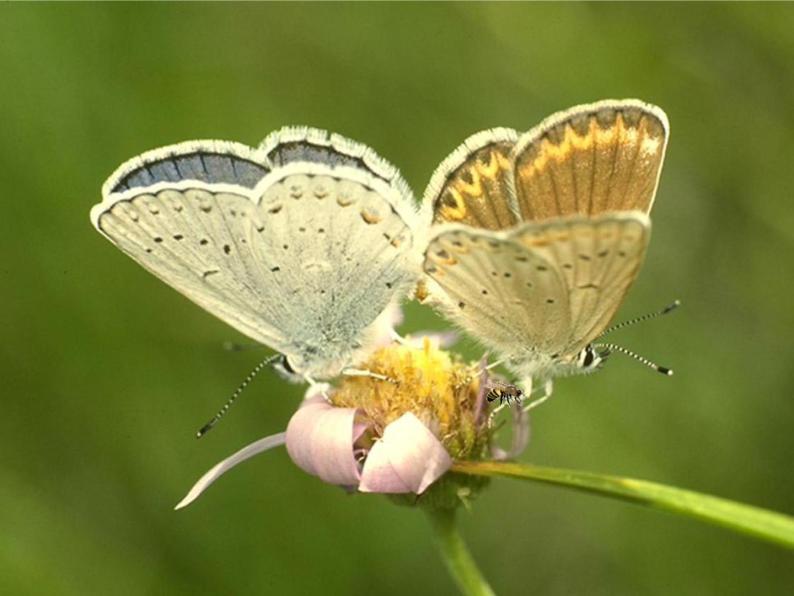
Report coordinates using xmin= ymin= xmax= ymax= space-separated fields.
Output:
xmin=426 ymin=508 xmax=496 ymax=596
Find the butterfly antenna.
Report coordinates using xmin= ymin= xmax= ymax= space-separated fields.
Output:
xmin=598 ymin=299 xmax=681 ymax=338
xmin=593 ymin=342 xmax=672 ymax=376
xmin=222 ymin=340 xmax=266 ymax=352
xmin=196 ymin=354 xmax=280 ymax=438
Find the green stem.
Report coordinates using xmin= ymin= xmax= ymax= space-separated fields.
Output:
xmin=426 ymin=508 xmax=496 ymax=596
xmin=453 ymin=461 xmax=794 ymax=549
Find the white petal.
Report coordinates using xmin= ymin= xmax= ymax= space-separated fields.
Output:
xmin=175 ymin=432 xmax=286 ymax=510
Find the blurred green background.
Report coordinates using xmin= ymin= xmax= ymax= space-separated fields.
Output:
xmin=2 ymin=3 xmax=793 ymax=595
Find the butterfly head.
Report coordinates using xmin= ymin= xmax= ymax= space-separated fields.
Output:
xmin=273 ymin=354 xmax=306 ymax=383
xmin=572 ymin=344 xmax=610 ymax=374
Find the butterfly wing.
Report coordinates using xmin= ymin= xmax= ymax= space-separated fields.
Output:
xmin=423 ymin=225 xmax=571 ymax=356
xmin=92 ymin=130 xmax=418 ymax=377
xmin=511 ymin=212 xmax=652 ymax=355
xmin=423 ymin=129 xmax=521 ymax=229
xmin=423 ymin=213 xmax=650 ymax=362
xmin=511 ymin=99 xmax=668 ymax=221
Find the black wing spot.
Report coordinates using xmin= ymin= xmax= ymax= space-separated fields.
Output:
xmin=536 ymin=265 xmax=548 ymax=272
xmin=145 ymin=248 xmax=153 ymax=253
xmin=318 ymin=227 xmax=325 ymax=233
xmin=481 ymin=289 xmax=488 ymax=295
xmin=563 ymin=263 xmax=573 ymax=269
xmin=597 ymin=250 xmax=609 ymax=258
xmin=223 ymin=244 xmax=232 ymax=255
xmin=200 ymin=205 xmax=212 ymax=213
xmin=299 ymin=227 xmax=306 ymax=233
xmin=385 ymin=282 xmax=393 ymax=289
xmin=546 ymin=298 xmax=555 ymax=304
xmin=283 ymin=244 xmax=289 ymax=250
xmin=271 ymin=266 xmax=280 ymax=272
xmin=503 ymin=272 xmax=512 ymax=278
xmin=203 ymin=269 xmax=220 ymax=279
xmin=199 ymin=238 xmax=209 ymax=246
xmin=516 ymin=256 xmax=528 ymax=262
xmin=153 ymin=236 xmax=163 ymax=243
xmin=173 ymin=234 xmax=184 ymax=241
xmin=491 ymin=271 xmax=498 ymax=277
xmin=458 ymin=301 xmax=466 ymax=309
xmin=578 ymin=254 xmax=592 ymax=261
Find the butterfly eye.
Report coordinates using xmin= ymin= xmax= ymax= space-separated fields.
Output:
xmin=280 ymin=355 xmax=296 ymax=375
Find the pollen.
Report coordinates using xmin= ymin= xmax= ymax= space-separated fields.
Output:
xmin=331 ymin=338 xmax=491 ymax=460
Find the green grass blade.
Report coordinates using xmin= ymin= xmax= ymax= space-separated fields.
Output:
xmin=452 ymin=461 xmax=794 ymax=548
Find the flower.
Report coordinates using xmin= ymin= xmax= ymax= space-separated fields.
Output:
xmin=176 ymin=338 xmax=529 ymax=510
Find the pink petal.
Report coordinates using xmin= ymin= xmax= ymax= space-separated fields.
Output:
xmin=285 ymin=396 xmax=362 ymax=486
xmin=490 ymin=405 xmax=530 ymax=460
xmin=175 ymin=432 xmax=287 ymax=510
xmin=359 ymin=413 xmax=452 ymax=494
xmin=473 ymin=355 xmax=490 ymax=423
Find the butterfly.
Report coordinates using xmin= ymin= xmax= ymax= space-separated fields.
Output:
xmin=91 ymin=127 xmax=421 ymax=384
xmin=420 ymin=99 xmax=670 ymax=402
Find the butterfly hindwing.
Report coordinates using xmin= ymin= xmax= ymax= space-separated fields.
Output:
xmin=423 ymin=225 xmax=571 ymax=356
xmin=424 ymin=129 xmax=521 ymax=230
xmin=512 ymin=212 xmax=651 ymax=355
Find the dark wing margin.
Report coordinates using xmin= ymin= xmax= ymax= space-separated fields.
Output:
xmin=103 ymin=140 xmax=271 ymax=196
xmin=259 ymin=127 xmax=412 ymax=196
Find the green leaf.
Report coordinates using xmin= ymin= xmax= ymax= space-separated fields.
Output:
xmin=452 ymin=461 xmax=794 ymax=548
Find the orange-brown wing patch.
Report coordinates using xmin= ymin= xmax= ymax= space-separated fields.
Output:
xmin=430 ymin=140 xmax=519 ymax=230
xmin=512 ymin=101 xmax=667 ymax=221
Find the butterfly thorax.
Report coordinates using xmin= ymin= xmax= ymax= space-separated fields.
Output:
xmin=281 ymin=300 xmax=399 ymax=379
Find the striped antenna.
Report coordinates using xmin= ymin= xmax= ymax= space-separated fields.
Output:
xmin=196 ymin=353 xmax=281 ymax=438
xmin=593 ymin=342 xmax=672 ymax=376
xmin=598 ymin=299 xmax=680 ymax=338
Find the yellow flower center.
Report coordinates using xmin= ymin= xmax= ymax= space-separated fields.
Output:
xmin=331 ymin=338 xmax=491 ymax=460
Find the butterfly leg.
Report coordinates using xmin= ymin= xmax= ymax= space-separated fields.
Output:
xmin=485 ymin=358 xmax=506 ymax=371
xmin=389 ymin=329 xmax=408 ymax=345
xmin=304 ymin=376 xmax=332 ymax=402
xmin=522 ymin=379 xmax=553 ymax=412
xmin=341 ymin=368 xmax=398 ymax=385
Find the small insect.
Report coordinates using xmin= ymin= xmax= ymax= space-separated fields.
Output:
xmin=421 ymin=99 xmax=674 ymax=405
xmin=486 ymin=380 xmax=524 ymax=406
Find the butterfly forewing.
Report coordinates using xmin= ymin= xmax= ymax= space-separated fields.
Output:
xmin=97 ymin=188 xmax=287 ymax=347
xmin=511 ymin=100 xmax=668 ymax=221
xmin=424 ymin=129 xmax=521 ymax=230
